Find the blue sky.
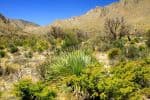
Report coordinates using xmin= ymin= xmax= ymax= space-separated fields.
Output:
xmin=0 ymin=0 xmax=118 ymax=25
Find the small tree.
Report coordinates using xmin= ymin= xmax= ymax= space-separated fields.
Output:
xmin=49 ymin=26 xmax=64 ymax=39
xmin=104 ymin=17 xmax=130 ymax=40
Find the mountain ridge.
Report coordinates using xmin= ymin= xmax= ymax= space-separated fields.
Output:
xmin=0 ymin=0 xmax=150 ymax=35
xmin=51 ymin=0 xmax=150 ymax=34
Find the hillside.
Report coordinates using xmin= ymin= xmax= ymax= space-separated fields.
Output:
xmin=1 ymin=0 xmax=150 ymax=35
xmin=0 ymin=0 xmax=150 ymax=100
xmin=0 ymin=13 xmax=39 ymax=35
xmin=52 ymin=0 xmax=150 ymax=34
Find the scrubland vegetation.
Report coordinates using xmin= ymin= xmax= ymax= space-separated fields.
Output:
xmin=1 ymin=16 xmax=149 ymax=100
xmin=0 ymin=0 xmax=150 ymax=98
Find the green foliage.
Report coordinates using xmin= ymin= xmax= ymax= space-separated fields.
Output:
xmin=0 ymin=34 xmax=50 ymax=53
xmin=9 ymin=44 xmax=18 ymax=53
xmin=0 ymin=91 xmax=2 ymax=98
xmin=125 ymin=44 xmax=139 ymax=59
xmin=112 ymin=39 xmax=126 ymax=49
xmin=0 ymin=50 xmax=6 ymax=58
xmin=44 ymin=50 xmax=95 ymax=81
xmin=66 ymin=64 xmax=105 ymax=99
xmin=24 ymin=51 xmax=33 ymax=58
xmin=0 ymin=45 xmax=5 ymax=50
xmin=91 ymin=33 xmax=112 ymax=52
xmin=145 ymin=30 xmax=150 ymax=47
xmin=14 ymin=79 xmax=56 ymax=100
xmin=62 ymin=31 xmax=79 ymax=48
xmin=47 ymin=27 xmax=87 ymax=52
xmin=33 ymin=40 xmax=49 ymax=52
xmin=66 ymin=59 xmax=150 ymax=100
xmin=37 ymin=62 xmax=47 ymax=80
xmin=23 ymin=36 xmax=49 ymax=52
xmin=108 ymin=48 xmax=121 ymax=59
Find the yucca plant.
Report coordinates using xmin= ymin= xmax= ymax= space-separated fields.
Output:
xmin=66 ymin=51 xmax=91 ymax=76
xmin=46 ymin=50 xmax=94 ymax=81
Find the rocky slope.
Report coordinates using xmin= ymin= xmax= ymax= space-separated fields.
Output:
xmin=1 ymin=0 xmax=150 ymax=35
xmin=52 ymin=0 xmax=150 ymax=34
xmin=0 ymin=13 xmax=40 ymax=35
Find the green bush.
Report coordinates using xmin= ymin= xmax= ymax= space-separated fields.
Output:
xmin=112 ymin=39 xmax=126 ymax=49
xmin=125 ymin=44 xmax=139 ymax=59
xmin=91 ymin=33 xmax=112 ymax=52
xmin=108 ymin=48 xmax=121 ymax=59
xmin=66 ymin=59 xmax=150 ymax=100
xmin=14 ymin=79 xmax=56 ymax=100
xmin=66 ymin=64 xmax=105 ymax=99
xmin=0 ymin=91 xmax=2 ymax=98
xmin=145 ymin=30 xmax=150 ymax=47
xmin=34 ymin=40 xmax=49 ymax=52
xmin=0 ymin=45 xmax=5 ymax=50
xmin=0 ymin=50 xmax=6 ymax=58
xmin=24 ymin=51 xmax=33 ymax=58
xmin=62 ymin=32 xmax=79 ymax=48
xmin=9 ymin=44 xmax=18 ymax=53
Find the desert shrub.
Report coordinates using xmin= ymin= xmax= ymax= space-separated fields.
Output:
xmin=4 ymin=63 xmax=20 ymax=75
xmin=0 ymin=50 xmax=5 ymax=58
xmin=91 ymin=34 xmax=112 ymax=52
xmin=47 ymin=27 xmax=86 ymax=52
xmin=24 ymin=51 xmax=33 ymax=58
xmin=108 ymin=48 xmax=121 ymax=59
xmin=145 ymin=30 xmax=150 ymax=47
xmin=9 ymin=44 xmax=18 ymax=53
xmin=14 ymin=79 xmax=56 ymax=100
xmin=0 ymin=66 xmax=3 ymax=76
xmin=23 ymin=36 xmax=49 ymax=52
xmin=138 ymin=45 xmax=149 ymax=58
xmin=65 ymin=64 xmax=105 ymax=99
xmin=129 ymin=88 xmax=150 ymax=100
xmin=0 ymin=63 xmax=20 ymax=76
xmin=66 ymin=59 xmax=150 ymax=100
xmin=98 ymin=41 xmax=112 ymax=52
xmin=23 ymin=36 xmax=37 ymax=48
xmin=112 ymin=39 xmax=126 ymax=49
xmin=62 ymin=32 xmax=79 ymax=49
xmin=132 ymin=37 xmax=140 ymax=43
xmin=34 ymin=40 xmax=49 ymax=52
xmin=0 ymin=45 xmax=5 ymax=50
xmin=13 ymin=36 xmax=25 ymax=46
xmin=0 ymin=91 xmax=2 ymax=98
xmin=37 ymin=62 xmax=47 ymax=80
xmin=124 ymin=44 xmax=139 ymax=59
